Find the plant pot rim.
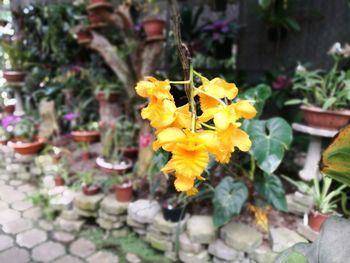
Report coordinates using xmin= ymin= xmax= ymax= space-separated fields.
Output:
xmin=301 ymin=105 xmax=350 ymax=116
xmin=8 ymin=137 xmax=46 ymax=148
xmin=3 ymin=70 xmax=26 ymax=74
xmin=115 ymin=181 xmax=132 ymax=189
xmin=96 ymin=156 xmax=133 ymax=172
xmin=143 ymin=17 xmax=165 ymax=23
xmin=71 ymin=130 xmax=100 ymax=137
xmin=309 ymin=210 xmax=332 ymax=217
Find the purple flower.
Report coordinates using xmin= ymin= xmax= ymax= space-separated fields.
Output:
xmin=1 ymin=115 xmax=21 ymax=129
xmin=203 ymin=20 xmax=231 ymax=33
xmin=272 ymin=75 xmax=291 ymax=90
xmin=64 ymin=112 xmax=79 ymax=121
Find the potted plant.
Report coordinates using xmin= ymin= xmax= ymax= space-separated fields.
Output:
xmin=53 ymin=155 xmax=70 ymax=186
xmin=140 ymin=0 xmax=165 ymax=38
xmin=286 ymin=44 xmax=350 ymax=130
xmin=118 ymin=116 xmax=139 ymax=160
xmin=1 ymin=38 xmax=32 ymax=82
xmin=8 ymin=117 xmax=46 ymax=155
xmin=161 ymin=194 xmax=187 ymax=222
xmin=103 ymin=173 xmax=134 ymax=202
xmin=96 ymin=116 xmax=135 ymax=174
xmin=283 ymin=175 xmax=346 ymax=232
xmin=77 ymin=170 xmax=101 ymax=196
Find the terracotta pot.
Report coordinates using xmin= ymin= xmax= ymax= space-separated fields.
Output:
xmin=115 ymin=181 xmax=133 ymax=202
xmin=95 ymin=91 xmax=120 ymax=104
xmin=9 ymin=138 xmax=46 ymax=155
xmin=95 ymin=156 xmax=133 ymax=175
xmin=161 ymin=201 xmax=185 ymax=222
xmin=82 ymin=185 xmax=101 ymax=196
xmin=88 ymin=14 xmax=104 ymax=25
xmin=3 ymin=70 xmax=26 ymax=82
xmin=77 ymin=30 xmax=92 ymax=44
xmin=309 ymin=211 xmax=331 ymax=232
xmin=301 ymin=105 xmax=350 ymax=130
xmin=54 ymin=176 xmax=65 ymax=186
xmin=90 ymin=0 xmax=110 ymax=4
xmin=4 ymin=104 xmax=15 ymax=114
xmin=0 ymin=140 xmax=7 ymax=145
xmin=71 ymin=131 xmax=100 ymax=143
xmin=142 ymin=18 xmax=165 ymax=38
xmin=81 ymin=152 xmax=91 ymax=161
xmin=121 ymin=147 xmax=138 ymax=160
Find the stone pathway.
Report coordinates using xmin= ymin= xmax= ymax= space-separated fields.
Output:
xmin=0 ymin=174 xmax=119 ymax=263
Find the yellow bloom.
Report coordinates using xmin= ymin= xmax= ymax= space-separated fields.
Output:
xmin=186 ymin=187 xmax=199 ymax=196
xmin=135 ymin=76 xmax=173 ymax=102
xmin=199 ymin=92 xmax=220 ymax=111
xmin=233 ymin=100 xmax=257 ymax=119
xmin=248 ymin=204 xmax=269 ymax=233
xmin=200 ymin=77 xmax=238 ymax=100
xmin=141 ymin=99 xmax=177 ymax=129
xmin=171 ymin=104 xmax=194 ymax=130
xmin=174 ymin=173 xmax=195 ymax=192
xmin=217 ymin=124 xmax=252 ymax=152
xmin=153 ymin=127 xmax=186 ymax=151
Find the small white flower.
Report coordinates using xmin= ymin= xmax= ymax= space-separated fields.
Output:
xmin=295 ymin=62 xmax=306 ymax=73
xmin=328 ymin=42 xmax=343 ymax=55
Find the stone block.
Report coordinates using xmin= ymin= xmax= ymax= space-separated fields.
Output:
xmin=297 ymin=222 xmax=318 ymax=242
xmin=250 ymin=244 xmax=278 ymax=263
xmin=76 ymin=208 xmax=97 ymax=218
xmin=128 ymin=199 xmax=160 ymax=224
xmin=269 ymin=227 xmax=308 ymax=253
xmin=74 ymin=192 xmax=104 ymax=211
xmin=96 ymin=218 xmax=124 ymax=230
xmin=187 ymin=215 xmax=217 ymax=244
xmin=61 ymin=210 xmax=80 ymax=221
xmin=147 ymin=232 xmax=173 ymax=252
xmin=56 ymin=218 xmax=84 ymax=232
xmin=208 ymin=239 xmax=239 ymax=261
xmin=179 ymin=233 xmax=205 ymax=254
xmin=220 ymin=222 xmax=263 ymax=253
xmin=111 ymin=227 xmax=130 ymax=238
xmin=179 ymin=250 xmax=210 ymax=263
xmin=127 ymin=215 xmax=146 ymax=228
xmin=286 ymin=194 xmax=311 ymax=215
xmin=100 ymin=195 xmax=129 ymax=215
xmin=153 ymin=212 xmax=188 ymax=234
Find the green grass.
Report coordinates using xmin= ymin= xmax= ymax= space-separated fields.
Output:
xmin=80 ymin=227 xmax=172 ymax=263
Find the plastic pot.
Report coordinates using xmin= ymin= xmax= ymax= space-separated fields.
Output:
xmin=142 ymin=18 xmax=165 ymax=38
xmin=88 ymin=14 xmax=104 ymax=25
xmin=4 ymin=104 xmax=15 ymax=114
xmin=71 ymin=131 xmax=100 ymax=143
xmin=301 ymin=105 xmax=350 ymax=130
xmin=115 ymin=181 xmax=133 ymax=202
xmin=161 ymin=201 xmax=185 ymax=222
xmin=9 ymin=138 xmax=46 ymax=155
xmin=82 ymin=185 xmax=101 ymax=196
xmin=3 ymin=70 xmax=26 ymax=82
xmin=309 ymin=211 xmax=331 ymax=232
xmin=96 ymin=156 xmax=133 ymax=175
xmin=54 ymin=176 xmax=65 ymax=186
xmin=90 ymin=0 xmax=110 ymax=4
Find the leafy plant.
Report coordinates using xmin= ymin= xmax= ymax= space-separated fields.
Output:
xmin=213 ymin=177 xmax=248 ymax=226
xmin=286 ymin=47 xmax=350 ymax=110
xmin=30 ymin=191 xmax=55 ymax=221
xmin=12 ymin=117 xmax=37 ymax=142
xmin=1 ymin=39 xmax=32 ymax=70
xmin=258 ymin=0 xmax=300 ymax=32
xmin=101 ymin=115 xmax=139 ymax=163
xmin=321 ymin=124 xmax=350 ymax=186
xmin=283 ymin=175 xmax=346 ymax=214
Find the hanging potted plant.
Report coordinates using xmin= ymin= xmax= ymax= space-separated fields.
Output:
xmin=141 ymin=0 xmax=165 ymax=38
xmin=284 ymin=176 xmax=347 ymax=232
xmin=286 ymin=44 xmax=350 ymax=130
xmin=8 ymin=117 xmax=46 ymax=155
xmin=1 ymin=38 xmax=32 ymax=82
xmin=96 ymin=116 xmax=134 ymax=174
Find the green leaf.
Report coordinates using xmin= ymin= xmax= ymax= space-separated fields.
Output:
xmin=322 ymin=97 xmax=337 ymax=110
xmin=246 ymin=117 xmax=293 ymax=174
xmin=321 ymin=124 xmax=350 ymax=186
xmin=255 ymin=173 xmax=287 ymax=212
xmin=284 ymin=99 xmax=305 ymax=106
xmin=213 ymin=177 xmax=248 ymax=227
xmin=238 ymin=84 xmax=272 ymax=118
xmin=258 ymin=0 xmax=273 ymax=10
xmin=281 ymin=251 xmax=309 ymax=263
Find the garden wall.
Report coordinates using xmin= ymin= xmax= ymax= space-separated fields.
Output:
xmin=237 ymin=0 xmax=350 ymax=82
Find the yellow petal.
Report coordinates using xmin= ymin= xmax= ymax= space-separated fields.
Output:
xmin=234 ymin=100 xmax=257 ymax=119
xmin=174 ymin=174 xmax=194 ymax=192
xmin=153 ymin=127 xmax=185 ymax=151
xmin=232 ymin=128 xmax=252 ymax=152
xmin=202 ymin=78 xmax=238 ymax=100
xmin=186 ymin=187 xmax=198 ymax=196
xmin=161 ymin=159 xmax=175 ymax=174
xmin=199 ymin=92 xmax=220 ymax=111
xmin=213 ymin=107 xmax=231 ymax=130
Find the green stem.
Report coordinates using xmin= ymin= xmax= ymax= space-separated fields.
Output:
xmin=194 ymin=87 xmax=226 ymax=107
xmin=193 ymin=69 xmax=205 ymax=79
xmin=190 ymin=65 xmax=197 ymax=132
xmin=169 ymin=80 xmax=191 ymax=84
xmin=200 ymin=122 xmax=216 ymax=130
xmin=249 ymin=157 xmax=256 ymax=181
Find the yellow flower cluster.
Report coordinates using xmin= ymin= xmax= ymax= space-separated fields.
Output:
xmin=135 ymin=74 xmax=256 ymax=196
xmin=248 ymin=204 xmax=269 ymax=232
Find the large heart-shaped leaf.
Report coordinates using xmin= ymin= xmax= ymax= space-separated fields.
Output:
xmin=255 ymin=173 xmax=287 ymax=212
xmin=321 ymin=124 xmax=350 ymax=186
xmin=246 ymin=117 xmax=293 ymax=174
xmin=213 ymin=177 xmax=248 ymax=227
xmin=280 ymin=252 xmax=309 ymax=263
